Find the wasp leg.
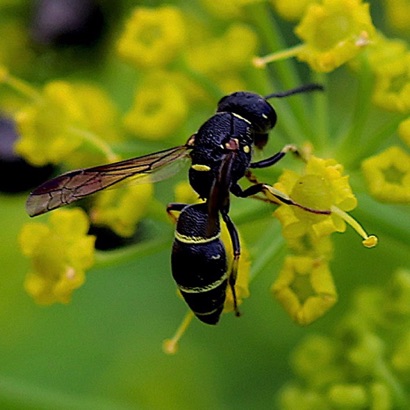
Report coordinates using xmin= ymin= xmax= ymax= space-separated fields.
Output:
xmin=220 ymin=209 xmax=241 ymax=317
xmin=249 ymin=144 xmax=300 ymax=169
xmin=231 ymin=180 xmax=330 ymax=215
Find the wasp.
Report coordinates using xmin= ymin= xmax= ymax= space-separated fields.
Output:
xmin=26 ymin=83 xmax=324 ymax=324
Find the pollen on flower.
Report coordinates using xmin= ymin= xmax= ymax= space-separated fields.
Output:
xmin=19 ymin=208 xmax=95 ymax=305
xmin=116 ymin=6 xmax=186 ymax=69
xmin=362 ymin=146 xmax=410 ymax=203
xmin=294 ymin=0 xmax=376 ymax=72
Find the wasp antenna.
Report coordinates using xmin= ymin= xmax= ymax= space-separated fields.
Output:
xmin=265 ymin=83 xmax=324 ymax=100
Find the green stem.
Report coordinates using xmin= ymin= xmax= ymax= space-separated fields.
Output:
xmin=178 ymin=59 xmax=224 ymax=101
xmin=336 ymin=57 xmax=374 ymax=163
xmin=93 ymin=233 xmax=170 ymax=270
xmin=69 ymin=127 xmax=119 ymax=162
xmin=374 ymin=360 xmax=408 ymax=409
xmin=253 ymin=44 xmax=305 ymax=68
xmin=0 ymin=375 xmax=128 ymax=410
xmin=354 ymin=194 xmax=410 ymax=246
xmin=311 ymin=72 xmax=329 ymax=150
xmin=344 ymin=114 xmax=405 ymax=169
xmin=248 ymin=220 xmax=285 ymax=281
xmin=3 ymin=72 xmax=42 ymax=102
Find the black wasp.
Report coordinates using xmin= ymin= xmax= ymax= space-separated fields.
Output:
xmin=26 ymin=83 xmax=324 ymax=325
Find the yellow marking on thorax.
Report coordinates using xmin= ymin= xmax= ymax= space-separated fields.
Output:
xmin=232 ymin=112 xmax=251 ymax=124
xmin=191 ymin=164 xmax=211 ymax=172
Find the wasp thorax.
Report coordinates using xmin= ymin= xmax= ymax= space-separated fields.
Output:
xmin=216 ymin=91 xmax=277 ymax=136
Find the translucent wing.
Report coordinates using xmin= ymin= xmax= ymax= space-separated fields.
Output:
xmin=26 ymin=145 xmax=191 ymax=217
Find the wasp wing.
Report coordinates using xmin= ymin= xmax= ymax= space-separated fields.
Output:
xmin=26 ymin=145 xmax=191 ymax=217
xmin=206 ymin=152 xmax=236 ymax=233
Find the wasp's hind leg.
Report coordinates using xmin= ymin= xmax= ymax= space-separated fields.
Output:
xmin=220 ymin=209 xmax=241 ymax=317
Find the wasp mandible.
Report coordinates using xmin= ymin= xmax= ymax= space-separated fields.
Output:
xmin=26 ymin=83 xmax=324 ymax=324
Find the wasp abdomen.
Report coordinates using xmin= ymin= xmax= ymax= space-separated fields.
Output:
xmin=171 ymin=203 xmax=227 ymax=325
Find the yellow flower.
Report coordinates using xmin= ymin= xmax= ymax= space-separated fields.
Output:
xmin=294 ymin=0 xmax=375 ymax=72
xmin=185 ymin=23 xmax=258 ymax=80
xmin=272 ymin=256 xmax=337 ymax=325
xmin=123 ymin=72 xmax=188 ymax=140
xmin=200 ymin=0 xmax=263 ymax=19
xmin=19 ymin=208 xmax=95 ymax=305
xmin=364 ymin=32 xmax=408 ymax=74
xmin=14 ymin=80 xmax=119 ymax=167
xmin=285 ymin=232 xmax=334 ymax=260
xmin=116 ymin=6 xmax=186 ymax=69
xmin=273 ymin=156 xmax=357 ymax=239
xmin=90 ymin=183 xmax=154 ymax=238
xmin=174 ymin=181 xmax=202 ymax=205
xmin=14 ymin=81 xmax=84 ymax=166
xmin=71 ymin=83 xmax=120 ymax=143
xmin=270 ymin=0 xmax=319 ymax=21
xmin=372 ymin=52 xmax=410 ymax=113
xmin=362 ymin=146 xmax=410 ymax=203
xmin=383 ymin=0 xmax=410 ymax=33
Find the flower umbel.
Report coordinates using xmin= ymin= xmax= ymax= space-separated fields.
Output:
xmin=19 ymin=208 xmax=95 ymax=305
xmin=116 ymin=6 xmax=186 ymax=69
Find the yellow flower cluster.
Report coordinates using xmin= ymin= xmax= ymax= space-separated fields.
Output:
xmin=255 ymin=0 xmax=375 ymax=72
xmin=267 ymin=155 xmax=376 ymax=324
xmin=116 ymin=5 xmax=259 ymax=141
xmin=279 ymin=269 xmax=410 ymax=408
xmin=19 ymin=208 xmax=95 ymax=304
xmin=14 ymin=80 xmax=119 ymax=168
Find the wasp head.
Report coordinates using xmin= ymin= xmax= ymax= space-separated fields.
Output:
xmin=216 ymin=92 xmax=277 ymax=149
